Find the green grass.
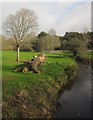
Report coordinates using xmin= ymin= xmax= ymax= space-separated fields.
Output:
xmin=83 ymin=50 xmax=93 ymax=60
xmin=2 ymin=51 xmax=78 ymax=118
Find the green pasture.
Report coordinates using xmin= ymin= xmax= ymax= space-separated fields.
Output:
xmin=2 ymin=51 xmax=77 ymax=98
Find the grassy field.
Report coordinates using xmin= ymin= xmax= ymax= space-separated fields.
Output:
xmin=2 ymin=51 xmax=78 ymax=118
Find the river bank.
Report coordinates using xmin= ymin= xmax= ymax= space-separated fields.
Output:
xmin=54 ymin=64 xmax=92 ymax=118
xmin=2 ymin=51 xmax=78 ymax=118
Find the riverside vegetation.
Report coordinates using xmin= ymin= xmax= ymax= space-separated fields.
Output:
xmin=2 ymin=51 xmax=78 ymax=118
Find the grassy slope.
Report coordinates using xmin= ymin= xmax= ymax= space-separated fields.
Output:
xmin=2 ymin=51 xmax=78 ymax=118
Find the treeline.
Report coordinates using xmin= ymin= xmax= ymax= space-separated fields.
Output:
xmin=1 ymin=31 xmax=93 ymax=52
xmin=61 ymin=32 xmax=93 ymax=50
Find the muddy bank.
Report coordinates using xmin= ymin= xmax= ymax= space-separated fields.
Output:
xmin=54 ymin=64 xmax=92 ymax=118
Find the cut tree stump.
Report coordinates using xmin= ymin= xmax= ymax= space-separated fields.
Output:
xmin=15 ymin=53 xmax=47 ymax=73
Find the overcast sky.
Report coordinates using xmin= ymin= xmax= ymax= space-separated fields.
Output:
xmin=0 ymin=0 xmax=92 ymax=36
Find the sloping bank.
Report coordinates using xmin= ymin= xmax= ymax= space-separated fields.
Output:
xmin=3 ymin=60 xmax=78 ymax=118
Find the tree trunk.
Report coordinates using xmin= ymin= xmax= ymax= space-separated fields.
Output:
xmin=17 ymin=45 xmax=20 ymax=61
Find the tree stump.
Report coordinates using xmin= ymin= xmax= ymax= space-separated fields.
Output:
xmin=15 ymin=53 xmax=47 ymax=73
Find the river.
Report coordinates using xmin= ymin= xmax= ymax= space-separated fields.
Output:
xmin=54 ymin=64 xmax=92 ymax=118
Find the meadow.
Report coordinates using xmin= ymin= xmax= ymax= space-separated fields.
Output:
xmin=2 ymin=51 xmax=78 ymax=118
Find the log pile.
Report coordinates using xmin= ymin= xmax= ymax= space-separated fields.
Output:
xmin=15 ymin=53 xmax=47 ymax=73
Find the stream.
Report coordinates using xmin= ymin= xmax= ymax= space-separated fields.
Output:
xmin=54 ymin=64 xmax=92 ymax=118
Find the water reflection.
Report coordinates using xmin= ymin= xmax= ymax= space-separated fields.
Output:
xmin=54 ymin=64 xmax=91 ymax=118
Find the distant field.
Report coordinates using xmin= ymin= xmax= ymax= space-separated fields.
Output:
xmin=2 ymin=51 xmax=77 ymax=118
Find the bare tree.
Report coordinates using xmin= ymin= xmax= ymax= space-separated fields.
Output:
xmin=49 ymin=28 xmax=56 ymax=36
xmin=37 ymin=35 xmax=61 ymax=52
xmin=79 ymin=29 xmax=89 ymax=57
xmin=4 ymin=8 xmax=38 ymax=61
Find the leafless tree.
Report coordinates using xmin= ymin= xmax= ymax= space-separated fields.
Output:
xmin=37 ymin=35 xmax=61 ymax=52
xmin=49 ymin=28 xmax=56 ymax=36
xmin=3 ymin=8 xmax=38 ymax=61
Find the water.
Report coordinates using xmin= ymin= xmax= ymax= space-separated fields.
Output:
xmin=54 ymin=64 xmax=92 ymax=118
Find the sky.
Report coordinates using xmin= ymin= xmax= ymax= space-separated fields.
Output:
xmin=0 ymin=0 xmax=92 ymax=36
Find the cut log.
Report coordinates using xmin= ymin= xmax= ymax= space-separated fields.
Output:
xmin=15 ymin=53 xmax=47 ymax=73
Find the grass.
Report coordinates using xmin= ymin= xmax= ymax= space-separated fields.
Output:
xmin=83 ymin=50 xmax=93 ymax=60
xmin=2 ymin=51 xmax=78 ymax=118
